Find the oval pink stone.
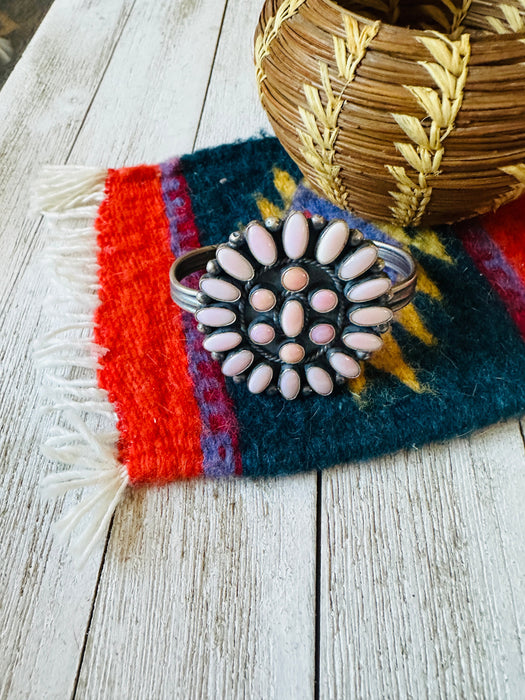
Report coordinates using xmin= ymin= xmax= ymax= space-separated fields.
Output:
xmin=279 ymin=342 xmax=305 ymax=364
xmin=309 ymin=324 xmax=336 ymax=345
xmin=349 ymin=306 xmax=393 ymax=327
xmin=199 ymin=277 xmax=240 ymax=302
xmin=249 ymin=323 xmax=275 ymax=345
xmin=247 ymin=363 xmax=274 ymax=394
xmin=250 ymin=288 xmax=276 ymax=312
xmin=328 ymin=352 xmax=361 ymax=378
xmin=306 ymin=367 xmax=333 ymax=396
xmin=279 ymin=369 xmax=301 ymax=400
xmin=216 ymin=245 xmax=254 ymax=281
xmin=282 ymin=211 xmax=309 ymax=259
xmin=280 ymin=299 xmax=304 ymax=337
xmin=203 ymin=331 xmax=242 ymax=352
xmin=221 ymin=349 xmax=254 ymax=377
xmin=246 ymin=222 xmax=277 ymax=266
xmin=281 ymin=266 xmax=309 ymax=292
xmin=316 ymin=220 xmax=349 ymax=264
xmin=310 ymin=289 xmax=338 ymax=313
xmin=338 ymin=245 xmax=378 ymax=281
xmin=347 ymin=277 xmax=392 ymax=302
xmin=195 ymin=307 xmax=236 ymax=327
xmin=343 ymin=331 xmax=383 ymax=353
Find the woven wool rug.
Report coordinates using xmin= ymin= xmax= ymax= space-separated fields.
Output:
xmin=35 ymin=137 xmax=525 ymax=563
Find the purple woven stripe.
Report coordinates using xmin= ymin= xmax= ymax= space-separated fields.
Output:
xmin=160 ymin=157 xmax=241 ymax=478
xmin=292 ymin=184 xmax=402 ymax=246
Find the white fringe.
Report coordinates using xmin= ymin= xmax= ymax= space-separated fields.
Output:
xmin=34 ymin=166 xmax=129 ymax=567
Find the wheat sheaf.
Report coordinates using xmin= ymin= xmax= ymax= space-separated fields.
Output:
xmin=387 ymin=32 xmax=471 ymax=226
xmin=255 ymin=0 xmax=307 ymax=98
xmin=494 ymin=163 xmax=525 ymax=209
xmin=298 ymin=15 xmax=380 ymax=208
xmin=416 ymin=0 xmax=474 ymax=37
xmin=487 ymin=0 xmax=525 ymax=34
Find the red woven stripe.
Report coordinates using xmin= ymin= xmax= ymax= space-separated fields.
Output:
xmin=482 ymin=196 xmax=525 ymax=287
xmin=458 ymin=217 xmax=525 ymax=339
xmin=94 ymin=165 xmax=204 ymax=483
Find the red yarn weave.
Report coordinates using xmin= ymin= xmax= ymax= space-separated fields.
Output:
xmin=94 ymin=165 xmax=204 ymax=482
xmin=482 ymin=196 xmax=525 ymax=286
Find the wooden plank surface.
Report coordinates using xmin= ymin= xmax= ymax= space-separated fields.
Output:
xmin=320 ymin=420 xmax=525 ymax=698
xmin=0 ymin=2 xmax=137 ymax=698
xmin=0 ymin=0 xmax=524 ymax=698
xmin=40 ymin=0 xmax=316 ymax=698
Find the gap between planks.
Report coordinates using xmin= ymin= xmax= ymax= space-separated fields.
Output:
xmin=70 ymin=0 xmax=316 ymax=696
xmin=65 ymin=0 xmax=233 ymax=692
xmin=67 ymin=2 xmax=234 ymax=690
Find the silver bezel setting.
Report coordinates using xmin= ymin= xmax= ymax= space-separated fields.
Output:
xmin=192 ymin=213 xmax=404 ymax=400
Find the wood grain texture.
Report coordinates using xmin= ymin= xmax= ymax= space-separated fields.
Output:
xmin=1 ymin=0 xmax=525 ymax=697
xmin=0 ymin=0 xmax=133 ymax=307
xmin=70 ymin=0 xmax=317 ymax=698
xmin=78 ymin=480 xmax=316 ymax=699
xmin=0 ymin=0 xmax=55 ymax=89
xmin=0 ymin=0 xmax=233 ymax=695
xmin=320 ymin=420 xmax=525 ymax=699
xmin=67 ymin=0 xmax=231 ymax=165
xmin=194 ymin=0 xmax=273 ymax=150
xmin=0 ymin=1 xmax=136 ymax=698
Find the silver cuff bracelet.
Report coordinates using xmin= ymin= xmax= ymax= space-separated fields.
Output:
xmin=170 ymin=212 xmax=417 ymax=400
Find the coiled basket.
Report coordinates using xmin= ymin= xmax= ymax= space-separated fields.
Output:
xmin=255 ymin=0 xmax=525 ymax=226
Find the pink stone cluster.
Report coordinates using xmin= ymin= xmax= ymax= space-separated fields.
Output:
xmin=196 ymin=212 xmax=394 ymax=400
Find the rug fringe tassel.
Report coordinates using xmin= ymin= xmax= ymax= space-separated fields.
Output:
xmin=32 ymin=165 xmax=108 ymax=214
xmin=34 ymin=165 xmax=129 ymax=566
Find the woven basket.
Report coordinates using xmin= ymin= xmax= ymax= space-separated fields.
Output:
xmin=254 ymin=0 xmax=525 ymax=226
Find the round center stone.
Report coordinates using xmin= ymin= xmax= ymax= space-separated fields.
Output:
xmin=249 ymin=287 xmax=276 ymax=312
xmin=281 ymin=266 xmax=309 ymax=292
xmin=242 ymin=259 xmax=344 ymax=364
xmin=279 ymin=342 xmax=305 ymax=364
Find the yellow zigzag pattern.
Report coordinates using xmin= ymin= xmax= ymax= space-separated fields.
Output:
xmin=369 ymin=332 xmax=423 ymax=392
xmin=378 ymin=222 xmax=453 ymax=264
xmin=256 ymin=168 xmax=297 ymax=219
xmin=254 ymin=168 xmax=453 ymax=398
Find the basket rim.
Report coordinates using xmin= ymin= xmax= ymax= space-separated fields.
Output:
xmin=321 ymin=0 xmax=525 ymax=40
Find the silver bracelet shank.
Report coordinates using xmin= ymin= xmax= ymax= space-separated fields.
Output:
xmin=170 ymin=242 xmax=417 ymax=314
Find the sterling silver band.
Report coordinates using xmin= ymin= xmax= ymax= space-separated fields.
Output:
xmin=170 ymin=241 xmax=417 ymax=314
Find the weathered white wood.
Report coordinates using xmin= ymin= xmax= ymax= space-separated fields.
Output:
xmin=320 ymin=420 xmax=525 ymax=699
xmin=79 ymin=480 xmax=316 ymax=699
xmin=68 ymin=0 xmax=317 ymax=698
xmin=66 ymin=0 xmax=229 ymax=165
xmin=0 ymin=0 xmax=238 ymax=696
xmin=0 ymin=1 xmax=136 ymax=698
xmin=193 ymin=0 xmax=272 ymax=149
xmin=3 ymin=0 xmax=525 ymax=696
xmin=0 ymin=0 xmax=134 ymax=304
